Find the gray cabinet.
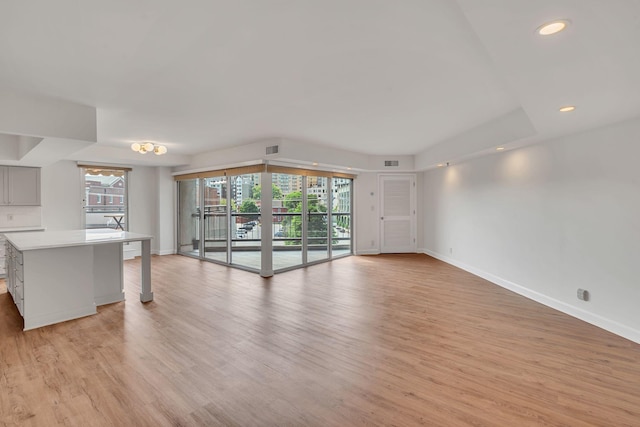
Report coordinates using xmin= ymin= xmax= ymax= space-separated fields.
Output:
xmin=5 ymin=241 xmax=24 ymax=316
xmin=0 ymin=166 xmax=41 ymax=206
xmin=0 ymin=236 xmax=5 ymax=277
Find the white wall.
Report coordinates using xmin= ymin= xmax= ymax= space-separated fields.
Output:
xmin=422 ymin=117 xmax=640 ymax=343
xmin=354 ymin=172 xmax=380 ymax=254
xmin=41 ymin=160 xmax=83 ymax=230
xmin=40 ymin=160 xmax=175 ymax=256
xmin=124 ymin=167 xmax=157 ymax=258
xmin=155 ymin=167 xmax=176 ymax=255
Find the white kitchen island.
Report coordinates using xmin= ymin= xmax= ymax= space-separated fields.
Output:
xmin=4 ymin=229 xmax=153 ymax=330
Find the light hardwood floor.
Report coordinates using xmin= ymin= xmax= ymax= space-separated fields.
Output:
xmin=1 ymin=254 xmax=639 ymax=426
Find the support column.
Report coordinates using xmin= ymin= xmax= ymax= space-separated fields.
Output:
xmin=140 ymin=239 xmax=154 ymax=302
xmin=260 ymin=171 xmax=273 ymax=277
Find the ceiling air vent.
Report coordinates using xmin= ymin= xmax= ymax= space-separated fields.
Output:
xmin=266 ymin=145 xmax=279 ymax=155
xmin=384 ymin=160 xmax=399 ymax=167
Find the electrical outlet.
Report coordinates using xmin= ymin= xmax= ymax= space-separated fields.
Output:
xmin=449 ymin=247 xmax=453 ymax=254
xmin=371 ymin=240 xmax=375 ymax=247
xmin=577 ymin=288 xmax=589 ymax=301
xmin=7 ymin=214 xmax=13 ymax=221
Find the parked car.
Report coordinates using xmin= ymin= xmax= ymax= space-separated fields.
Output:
xmin=240 ymin=223 xmax=254 ymax=230
xmin=274 ymin=231 xmax=284 ymax=237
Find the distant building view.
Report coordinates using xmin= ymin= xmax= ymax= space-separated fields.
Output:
xmin=84 ymin=174 xmax=127 ymax=229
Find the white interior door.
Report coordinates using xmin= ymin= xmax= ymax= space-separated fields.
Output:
xmin=380 ymin=175 xmax=416 ymax=253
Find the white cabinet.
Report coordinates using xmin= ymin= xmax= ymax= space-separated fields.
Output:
xmin=0 ymin=166 xmax=41 ymax=206
xmin=5 ymin=241 xmax=24 ymax=316
xmin=4 ymin=229 xmax=153 ymax=330
xmin=0 ymin=236 xmax=5 ymax=277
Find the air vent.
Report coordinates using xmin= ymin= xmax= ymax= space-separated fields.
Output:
xmin=384 ymin=160 xmax=399 ymax=167
xmin=266 ymin=145 xmax=279 ymax=155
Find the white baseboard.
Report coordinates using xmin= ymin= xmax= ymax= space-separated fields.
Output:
xmin=124 ymin=248 xmax=175 ymax=259
xmin=422 ymin=249 xmax=640 ymax=345
xmin=355 ymin=249 xmax=380 ymax=255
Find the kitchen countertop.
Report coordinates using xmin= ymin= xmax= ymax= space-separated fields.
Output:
xmin=0 ymin=226 xmax=46 ymax=234
xmin=4 ymin=228 xmax=153 ymax=251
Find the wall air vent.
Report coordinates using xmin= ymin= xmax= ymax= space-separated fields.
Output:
xmin=266 ymin=145 xmax=279 ymax=155
xmin=384 ymin=160 xmax=399 ymax=167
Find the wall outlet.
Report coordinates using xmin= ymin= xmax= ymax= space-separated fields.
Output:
xmin=449 ymin=247 xmax=453 ymax=254
xmin=7 ymin=214 xmax=13 ymax=221
xmin=371 ymin=240 xmax=375 ymax=247
xmin=577 ymin=288 xmax=590 ymax=301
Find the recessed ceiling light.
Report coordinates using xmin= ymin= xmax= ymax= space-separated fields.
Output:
xmin=537 ymin=19 xmax=570 ymax=36
xmin=496 ymin=147 xmax=505 ymax=151
xmin=559 ymin=105 xmax=576 ymax=112
xmin=312 ymin=162 xmax=318 ymax=166
xmin=437 ymin=163 xmax=444 ymax=167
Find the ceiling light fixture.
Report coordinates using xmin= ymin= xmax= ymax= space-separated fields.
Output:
xmin=559 ymin=105 xmax=576 ymax=112
xmin=131 ymin=142 xmax=168 ymax=155
xmin=537 ymin=19 xmax=570 ymax=36
xmin=496 ymin=147 xmax=505 ymax=151
xmin=437 ymin=163 xmax=444 ymax=167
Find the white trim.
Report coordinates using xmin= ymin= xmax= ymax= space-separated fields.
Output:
xmin=123 ymin=247 xmax=137 ymax=260
xmin=422 ymin=249 xmax=640 ymax=344
xmin=24 ymin=306 xmax=96 ymax=331
xmin=158 ymin=249 xmax=176 ymax=256
xmin=171 ymin=160 xmax=266 ymax=177
xmin=94 ymin=292 xmax=125 ymax=306
xmin=356 ymin=249 xmax=380 ymax=255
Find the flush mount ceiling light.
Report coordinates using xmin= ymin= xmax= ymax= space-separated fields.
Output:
xmin=559 ymin=105 xmax=576 ymax=112
xmin=131 ymin=142 xmax=168 ymax=155
xmin=537 ymin=19 xmax=570 ymax=36
xmin=496 ymin=147 xmax=505 ymax=151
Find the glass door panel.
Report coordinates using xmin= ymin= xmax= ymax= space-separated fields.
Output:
xmin=230 ymin=173 xmax=261 ymax=270
xmin=306 ymin=176 xmax=329 ymax=263
xmin=331 ymin=177 xmax=352 ymax=257
xmin=83 ymin=168 xmax=128 ymax=231
xmin=273 ymin=173 xmax=302 ymax=270
xmin=177 ymin=179 xmax=200 ymax=256
xmin=203 ymin=176 xmax=228 ymax=263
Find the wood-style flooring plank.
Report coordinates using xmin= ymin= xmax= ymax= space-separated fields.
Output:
xmin=1 ymin=253 xmax=640 ymax=426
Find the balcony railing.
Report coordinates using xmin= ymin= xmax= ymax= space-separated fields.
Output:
xmin=190 ymin=208 xmax=351 ymax=252
xmin=85 ymin=205 xmax=126 ymax=229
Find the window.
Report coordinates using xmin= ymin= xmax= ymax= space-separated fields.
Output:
xmin=80 ymin=165 xmax=130 ymax=230
xmin=176 ymin=164 xmax=353 ymax=275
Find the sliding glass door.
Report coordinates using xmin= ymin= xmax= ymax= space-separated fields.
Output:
xmin=177 ymin=179 xmax=200 ymax=256
xmin=176 ymin=169 xmax=353 ymax=274
xmin=273 ymin=173 xmax=302 ymax=270
xmin=306 ymin=176 xmax=330 ymax=263
xmin=229 ymin=173 xmax=261 ymax=270
xmin=332 ymin=177 xmax=352 ymax=257
xmin=203 ymin=176 xmax=228 ymax=263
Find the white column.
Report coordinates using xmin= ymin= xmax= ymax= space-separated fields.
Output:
xmin=260 ymin=172 xmax=273 ymax=277
xmin=140 ymin=238 xmax=154 ymax=302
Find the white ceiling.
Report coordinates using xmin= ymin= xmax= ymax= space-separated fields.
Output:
xmin=1 ymin=0 xmax=639 ymax=165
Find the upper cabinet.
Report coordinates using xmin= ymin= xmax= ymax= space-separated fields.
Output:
xmin=0 ymin=166 xmax=41 ymax=206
